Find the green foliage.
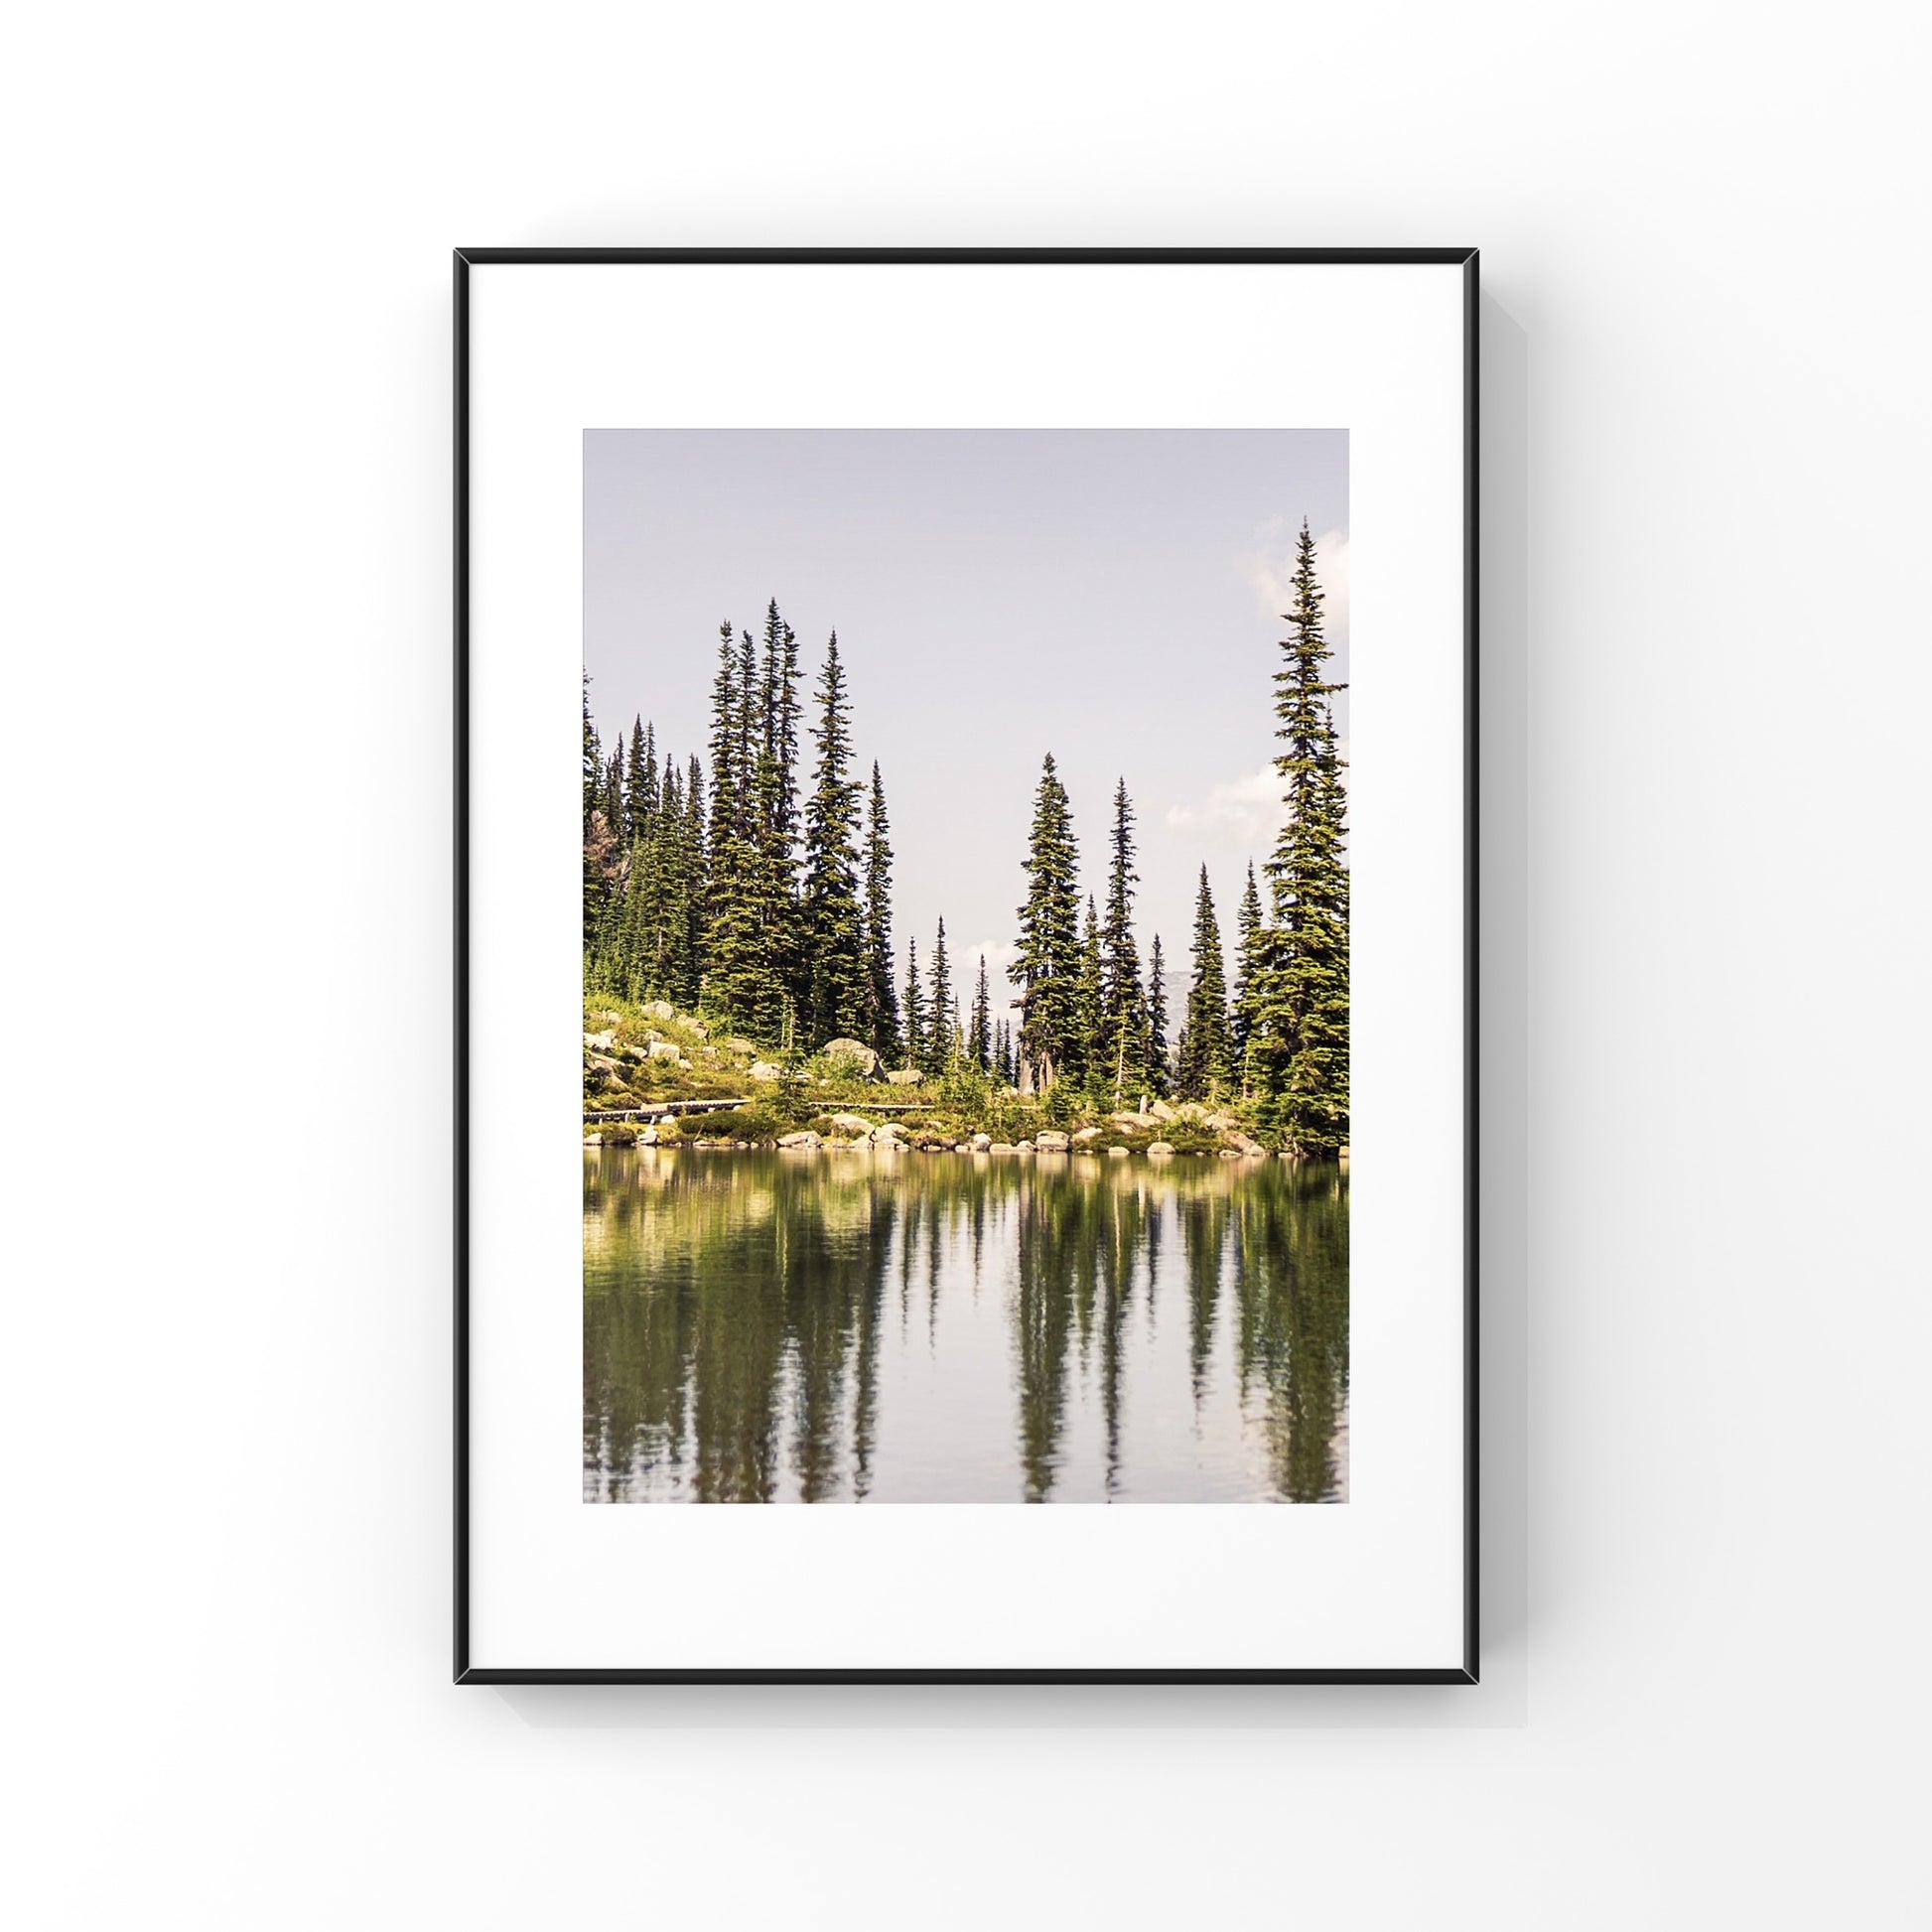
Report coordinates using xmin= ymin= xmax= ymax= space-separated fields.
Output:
xmin=1099 ymin=778 xmax=1151 ymax=1104
xmin=901 ymin=931 xmax=925 ymax=1072
xmin=800 ymin=630 xmax=867 ymax=1045
xmin=1146 ymin=932 xmax=1172 ymax=1099
xmin=682 ymin=1108 xmax=783 ymax=1144
xmin=861 ymin=762 xmax=902 ymax=1064
xmin=1177 ymin=866 xmax=1233 ymax=1101
xmin=924 ymin=916 xmax=954 ymax=1076
xmin=1247 ymin=521 xmax=1350 ymax=1156
xmin=967 ymin=953 xmax=992 ymax=1072
xmin=585 ymin=543 xmax=1346 ymax=1162
xmin=1011 ymin=754 xmax=1082 ymax=1093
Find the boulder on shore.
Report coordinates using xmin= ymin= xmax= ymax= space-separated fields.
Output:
xmin=820 ymin=1038 xmax=880 ymax=1078
xmin=988 ymin=1142 xmax=1017 ymax=1155
xmin=1035 ymin=1130 xmax=1071 ymax=1153
xmin=870 ymin=1122 xmax=906 ymax=1145
xmin=1147 ymin=1141 xmax=1175 ymax=1157
xmin=970 ymin=1133 xmax=992 ymax=1152
xmin=749 ymin=1061 xmax=782 ymax=1083
xmin=827 ymin=1113 xmax=875 ymax=1136
xmin=777 ymin=1130 xmax=822 ymax=1150
xmin=1015 ymin=1139 xmax=1035 ymax=1154
xmin=1107 ymin=1145 xmax=1131 ymax=1159
xmin=1070 ymin=1125 xmax=1105 ymax=1145
xmin=1149 ymin=1100 xmax=1177 ymax=1123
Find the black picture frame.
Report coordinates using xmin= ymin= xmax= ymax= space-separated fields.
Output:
xmin=453 ymin=247 xmax=1479 ymax=1686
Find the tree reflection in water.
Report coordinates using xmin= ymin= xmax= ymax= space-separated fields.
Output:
xmin=584 ymin=1150 xmax=1347 ymax=1504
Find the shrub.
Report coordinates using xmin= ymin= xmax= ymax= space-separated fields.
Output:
xmin=681 ymin=1108 xmax=780 ymax=1143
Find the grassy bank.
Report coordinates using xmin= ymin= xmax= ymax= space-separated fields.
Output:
xmin=582 ymin=996 xmax=1342 ymax=1160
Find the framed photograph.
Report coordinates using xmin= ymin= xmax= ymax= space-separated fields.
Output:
xmin=455 ymin=248 xmax=1477 ymax=1683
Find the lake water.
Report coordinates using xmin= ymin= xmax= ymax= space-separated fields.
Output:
xmin=584 ymin=1148 xmax=1347 ymax=1504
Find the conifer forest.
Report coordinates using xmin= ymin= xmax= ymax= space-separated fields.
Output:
xmin=583 ymin=518 xmax=1347 ymax=1158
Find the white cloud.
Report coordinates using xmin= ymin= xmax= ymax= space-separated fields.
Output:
xmin=1246 ymin=522 xmax=1350 ymax=645
xmin=1166 ymin=745 xmax=1352 ymax=850
xmin=1166 ymin=765 xmax=1287 ymax=846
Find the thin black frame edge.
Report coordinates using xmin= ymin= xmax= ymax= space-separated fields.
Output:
xmin=451 ymin=246 xmax=1480 ymax=1688
xmin=453 ymin=247 xmax=474 ymax=1684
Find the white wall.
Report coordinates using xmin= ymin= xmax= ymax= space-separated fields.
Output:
xmin=6 ymin=4 xmax=1925 ymax=1926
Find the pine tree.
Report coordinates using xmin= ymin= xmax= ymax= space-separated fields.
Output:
xmin=1250 ymin=520 xmax=1350 ymax=1155
xmin=704 ymin=619 xmax=790 ymax=1039
xmin=763 ymin=602 xmax=803 ymax=880
xmin=1177 ymin=865 xmax=1232 ymax=1101
xmin=901 ymin=934 xmax=925 ymax=1073
xmin=582 ymin=674 xmax=601 ymax=838
xmin=681 ymin=754 xmax=708 ymax=1004
xmin=1072 ymin=897 xmax=1104 ymax=1097
xmin=707 ymin=621 xmax=741 ymax=857
xmin=603 ymin=738 xmax=624 ymax=841
xmin=1010 ymin=754 xmax=1082 ymax=1092
xmin=925 ymin=917 xmax=954 ymax=1076
xmin=861 ymin=762 xmax=902 ymax=1064
xmin=626 ymin=717 xmax=656 ymax=847
xmin=1231 ymin=861 xmax=1265 ymax=1092
xmin=583 ymin=674 xmax=605 ymax=947
xmin=968 ymin=954 xmax=992 ymax=1072
xmin=1146 ymin=933 xmax=1171 ymax=1099
xmin=799 ymin=631 xmax=867 ymax=1045
xmin=1100 ymin=777 xmax=1150 ymax=1104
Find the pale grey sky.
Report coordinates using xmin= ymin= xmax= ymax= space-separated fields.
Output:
xmin=584 ymin=428 xmax=1347 ymax=1025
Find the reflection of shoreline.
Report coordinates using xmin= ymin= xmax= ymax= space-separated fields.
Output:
xmin=584 ymin=1148 xmax=1349 ymax=1505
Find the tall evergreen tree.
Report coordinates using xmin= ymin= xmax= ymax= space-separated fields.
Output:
xmin=1146 ymin=933 xmax=1171 ymax=1099
xmin=1072 ymin=897 xmax=1104 ymax=1096
xmin=901 ymin=934 xmax=925 ymax=1073
xmin=1250 ymin=520 xmax=1350 ymax=1154
xmin=603 ymin=739 xmax=624 ymax=842
xmin=681 ymin=754 xmax=708 ymax=1003
xmin=968 ymin=954 xmax=992 ymax=1073
xmin=925 ymin=917 xmax=954 ymax=1076
xmin=1231 ymin=861 xmax=1265 ymax=1092
xmin=704 ymin=619 xmax=790 ymax=1038
xmin=1010 ymin=754 xmax=1082 ymax=1092
xmin=860 ymin=761 xmax=902 ymax=1064
xmin=799 ymin=631 xmax=867 ymax=1044
xmin=583 ymin=675 xmax=606 ymax=947
xmin=761 ymin=602 xmax=803 ymax=878
xmin=1177 ymin=865 xmax=1233 ymax=1101
xmin=626 ymin=717 xmax=657 ymax=846
xmin=582 ymin=674 xmax=601 ymax=837
xmin=707 ymin=621 xmax=741 ymax=856
xmin=1100 ymin=777 xmax=1150 ymax=1104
